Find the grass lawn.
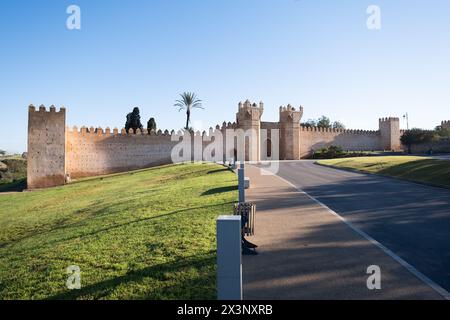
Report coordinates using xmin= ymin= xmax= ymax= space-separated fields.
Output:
xmin=318 ymin=156 xmax=450 ymax=189
xmin=0 ymin=163 xmax=237 ymax=300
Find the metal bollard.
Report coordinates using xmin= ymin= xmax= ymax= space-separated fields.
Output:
xmin=217 ymin=215 xmax=242 ymax=300
xmin=238 ymin=164 xmax=245 ymax=203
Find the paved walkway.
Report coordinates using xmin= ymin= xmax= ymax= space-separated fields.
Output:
xmin=242 ymin=165 xmax=442 ymax=300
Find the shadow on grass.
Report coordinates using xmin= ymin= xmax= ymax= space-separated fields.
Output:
xmin=207 ymin=168 xmax=230 ymax=175
xmin=0 ymin=178 xmax=27 ymax=193
xmin=201 ymin=185 xmax=238 ymax=196
xmin=0 ymin=201 xmax=236 ymax=252
xmin=378 ymin=159 xmax=450 ymax=188
xmin=47 ymin=253 xmax=216 ymax=300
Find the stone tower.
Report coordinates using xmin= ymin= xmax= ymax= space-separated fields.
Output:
xmin=235 ymin=100 xmax=263 ymax=161
xmin=279 ymin=104 xmax=303 ymax=160
xmin=379 ymin=117 xmax=401 ymax=151
xmin=27 ymin=105 xmax=66 ymax=189
xmin=441 ymin=120 xmax=450 ymax=130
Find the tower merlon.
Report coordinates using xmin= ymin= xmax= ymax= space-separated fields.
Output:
xmin=279 ymin=104 xmax=304 ymax=123
xmin=29 ymin=104 xmax=65 ymax=113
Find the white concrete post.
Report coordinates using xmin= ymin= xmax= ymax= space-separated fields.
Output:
xmin=217 ymin=215 xmax=242 ymax=300
xmin=238 ymin=163 xmax=245 ymax=203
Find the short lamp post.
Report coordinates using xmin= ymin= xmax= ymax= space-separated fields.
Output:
xmin=403 ymin=113 xmax=409 ymax=130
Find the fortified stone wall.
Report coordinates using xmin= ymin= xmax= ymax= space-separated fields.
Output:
xmin=235 ymin=100 xmax=263 ymax=161
xmin=442 ymin=121 xmax=450 ymax=130
xmin=279 ymin=105 xmax=303 ymax=160
xmin=260 ymin=121 xmax=280 ymax=160
xmin=299 ymin=127 xmax=381 ymax=158
xmin=379 ymin=117 xmax=401 ymax=151
xmin=27 ymin=103 xmax=250 ymax=189
xmin=27 ymin=101 xmax=412 ymax=189
xmin=65 ymin=121 xmax=243 ymax=179
xmin=27 ymin=105 xmax=66 ymax=189
xmin=408 ymin=138 xmax=450 ymax=154
xmin=65 ymin=127 xmax=178 ymax=178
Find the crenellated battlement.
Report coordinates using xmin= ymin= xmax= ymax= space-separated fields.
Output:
xmin=29 ymin=104 xmax=66 ymax=114
xmin=300 ymin=126 xmax=379 ymax=135
xmin=279 ymin=104 xmax=304 ymax=123
xmin=279 ymin=104 xmax=304 ymax=113
xmin=218 ymin=121 xmax=238 ymax=130
xmin=442 ymin=120 xmax=450 ymax=130
xmin=67 ymin=126 xmax=176 ymax=137
xmin=65 ymin=121 xmax=241 ymax=140
xmin=379 ymin=117 xmax=400 ymax=123
xmin=238 ymin=99 xmax=264 ymax=111
xmin=236 ymin=100 xmax=264 ymax=125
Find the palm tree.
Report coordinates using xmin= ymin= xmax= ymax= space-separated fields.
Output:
xmin=174 ymin=92 xmax=203 ymax=130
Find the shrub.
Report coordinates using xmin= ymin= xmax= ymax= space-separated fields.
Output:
xmin=313 ymin=145 xmax=345 ymax=159
xmin=0 ymin=159 xmax=27 ymax=186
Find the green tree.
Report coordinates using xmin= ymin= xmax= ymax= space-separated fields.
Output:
xmin=302 ymin=117 xmax=345 ymax=129
xmin=401 ymin=129 xmax=437 ymax=154
xmin=147 ymin=118 xmax=157 ymax=133
xmin=332 ymin=121 xmax=346 ymax=129
xmin=0 ymin=150 xmax=6 ymax=156
xmin=435 ymin=125 xmax=450 ymax=138
xmin=316 ymin=116 xmax=332 ymax=129
xmin=302 ymin=119 xmax=317 ymax=128
xmin=174 ymin=92 xmax=203 ymax=130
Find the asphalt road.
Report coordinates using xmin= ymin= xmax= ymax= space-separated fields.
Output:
xmin=263 ymin=160 xmax=450 ymax=294
xmin=431 ymin=155 xmax=450 ymax=161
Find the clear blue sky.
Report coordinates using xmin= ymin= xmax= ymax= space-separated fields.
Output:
xmin=1 ymin=0 xmax=449 ymax=153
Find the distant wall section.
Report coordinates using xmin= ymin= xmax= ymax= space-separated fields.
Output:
xmin=65 ymin=128 xmax=178 ymax=178
xmin=408 ymin=138 xmax=450 ymax=154
xmin=299 ymin=127 xmax=381 ymax=158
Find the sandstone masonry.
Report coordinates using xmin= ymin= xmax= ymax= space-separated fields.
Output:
xmin=442 ymin=121 xmax=450 ymax=131
xmin=28 ymin=100 xmax=441 ymax=189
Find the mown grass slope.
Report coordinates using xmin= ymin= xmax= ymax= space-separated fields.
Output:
xmin=318 ymin=156 xmax=450 ymax=189
xmin=0 ymin=163 xmax=237 ymax=300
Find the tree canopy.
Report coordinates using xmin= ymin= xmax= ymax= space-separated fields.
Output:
xmin=174 ymin=92 xmax=203 ymax=130
xmin=302 ymin=116 xmax=345 ymax=129
xmin=400 ymin=128 xmax=437 ymax=146
xmin=435 ymin=125 xmax=450 ymax=138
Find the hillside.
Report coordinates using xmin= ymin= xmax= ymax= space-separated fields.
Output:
xmin=0 ymin=163 xmax=237 ymax=299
